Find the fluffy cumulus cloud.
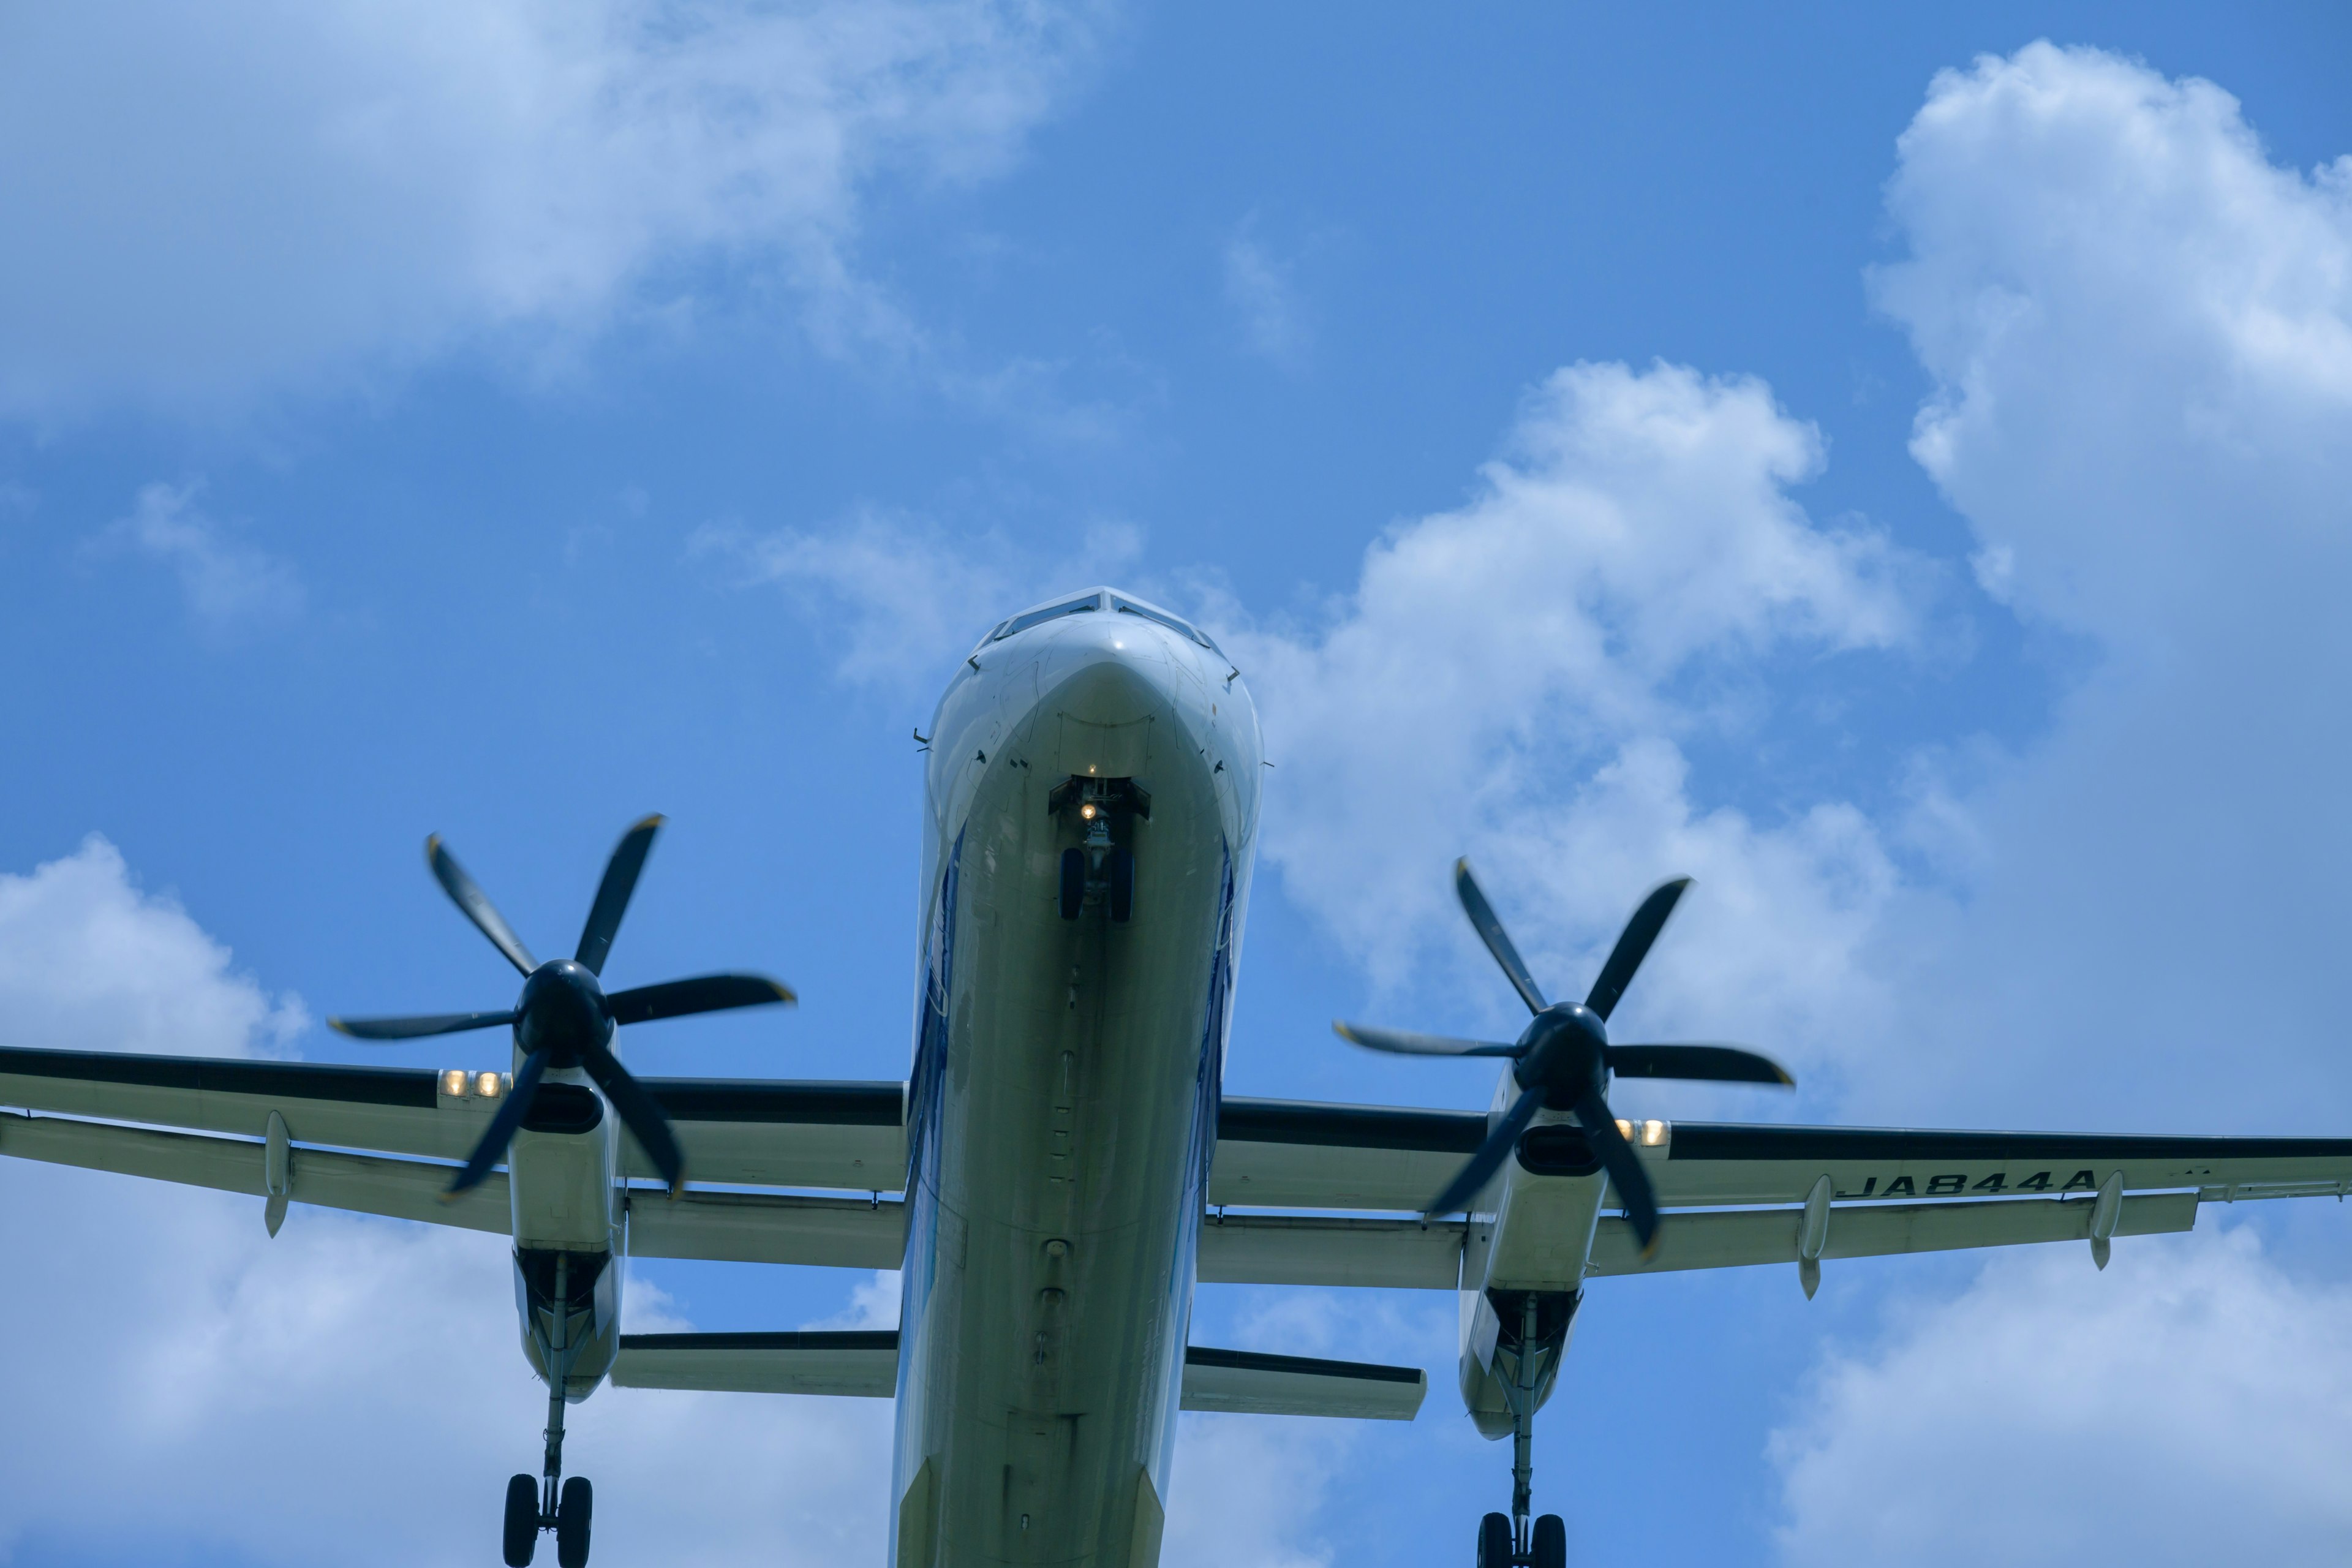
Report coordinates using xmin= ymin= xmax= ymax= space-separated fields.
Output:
xmin=0 ymin=835 xmax=306 ymax=1057
xmin=1760 ymin=40 xmax=2352 ymax=1567
xmin=0 ymin=0 xmax=1099 ymax=418
xmin=1771 ymin=1225 xmax=2352 ymax=1566
xmin=1837 ymin=42 xmax=2352 ymax=1123
xmin=0 ymin=838 xmax=894 ymax=1564
xmin=1232 ymin=360 xmax=1916 ymax=1064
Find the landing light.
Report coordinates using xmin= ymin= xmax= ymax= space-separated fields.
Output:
xmin=1641 ymin=1119 xmax=1667 ymax=1147
xmin=440 ymin=1069 xmax=467 ymax=1098
xmin=1615 ymin=1118 xmax=1633 ymax=1140
xmin=1079 ymin=802 xmax=1098 ymax=820
xmin=476 ymin=1072 xmax=503 ymax=1099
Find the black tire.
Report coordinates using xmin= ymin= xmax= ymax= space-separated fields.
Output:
xmin=1476 ymin=1512 xmax=1513 ymax=1568
xmin=1107 ymin=846 xmax=1134 ymax=923
xmin=502 ymin=1474 xmax=539 ymax=1567
xmin=1058 ymin=848 xmax=1085 ymax=920
xmin=1531 ymin=1513 xmax=1566 ymax=1568
xmin=556 ymin=1476 xmax=593 ymax=1568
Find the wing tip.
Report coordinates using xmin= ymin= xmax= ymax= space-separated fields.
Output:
xmin=326 ymin=1016 xmax=355 ymax=1037
xmin=1332 ymin=1020 xmax=1359 ymax=1044
xmin=769 ymin=980 xmax=797 ymax=1005
xmin=632 ymin=812 xmax=668 ymax=834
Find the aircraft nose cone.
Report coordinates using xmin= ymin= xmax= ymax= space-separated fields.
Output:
xmin=1050 ymin=649 xmax=1172 ymax=726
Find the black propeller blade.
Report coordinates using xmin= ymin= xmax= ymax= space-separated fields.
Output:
xmin=1425 ymin=1086 xmax=1546 ymax=1220
xmin=576 ymin=813 xmax=662 ymax=976
xmin=450 ymin=1047 xmax=548 ymax=1196
xmin=579 ymin=1031 xmax=687 ymax=1194
xmin=607 ymin=973 xmax=796 ymax=1027
xmin=1453 ymin=859 xmax=1548 ymax=1015
xmin=1336 ymin=861 xmax=1792 ymax=1255
xmin=1572 ymin=1085 xmax=1659 ymax=1250
xmin=1604 ymin=1043 xmax=1792 ymax=1084
xmin=1333 ymin=1023 xmax=1520 ymax=1058
xmin=328 ymin=1009 xmax=517 ymax=1040
xmin=339 ymin=816 xmax=794 ymax=1197
xmin=1585 ymin=876 xmax=1689 ymax=1022
xmin=428 ymin=835 xmax=537 ymax=976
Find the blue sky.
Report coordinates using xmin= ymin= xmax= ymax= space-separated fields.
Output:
xmin=5 ymin=4 xmax=2352 ymax=1564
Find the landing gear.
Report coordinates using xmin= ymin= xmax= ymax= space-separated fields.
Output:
xmin=1053 ymin=778 xmax=1139 ymax=924
xmin=557 ymin=1477 xmax=594 ymax=1568
xmin=1476 ymin=1512 xmax=1512 ymax=1568
xmin=503 ymin=1475 xmax=539 ymax=1566
xmin=505 ymin=1253 xmax=595 ymax=1567
xmin=1480 ymin=1295 xmax=1567 ymax=1566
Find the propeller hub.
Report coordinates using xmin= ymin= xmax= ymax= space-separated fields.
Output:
xmin=516 ymin=959 xmax=612 ymax=1067
xmin=1515 ymin=1001 xmax=1608 ymax=1106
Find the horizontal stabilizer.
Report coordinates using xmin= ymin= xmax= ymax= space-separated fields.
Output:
xmin=609 ymin=1332 xmax=1425 ymax=1419
xmin=1179 ymin=1346 xmax=1425 ymax=1420
xmin=612 ymin=1330 xmax=899 ymax=1396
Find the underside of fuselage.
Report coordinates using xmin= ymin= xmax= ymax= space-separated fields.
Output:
xmin=894 ymin=598 xmax=1262 ymax=1568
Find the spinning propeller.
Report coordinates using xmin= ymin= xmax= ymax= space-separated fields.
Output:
xmin=1335 ymin=861 xmax=1791 ymax=1254
xmin=328 ymin=815 xmax=794 ymax=1197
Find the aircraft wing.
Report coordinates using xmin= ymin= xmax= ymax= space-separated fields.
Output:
xmin=0 ymin=1046 xmax=910 ymax=1260
xmin=1202 ymin=1107 xmax=2352 ymax=1289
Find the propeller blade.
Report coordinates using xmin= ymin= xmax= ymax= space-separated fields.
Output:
xmin=1334 ymin=1022 xmax=1521 ymax=1058
xmin=579 ymin=1035 xmax=686 ymax=1194
xmin=447 ymin=1049 xmax=547 ymax=1196
xmin=329 ymin=1009 xmax=516 ymax=1041
xmin=1574 ymin=1086 xmax=1660 ymax=1256
xmin=606 ymin=973 xmax=795 ymax=1027
xmin=1583 ymin=877 xmax=1691 ymax=1022
xmin=1604 ymin=1044 xmax=1793 ymax=1085
xmin=427 ymin=836 xmax=538 ymax=976
xmin=1454 ymin=859 xmax=1548 ymax=1015
xmin=576 ymin=814 xmax=665 ymax=976
xmin=1425 ymin=1086 xmax=1545 ymax=1218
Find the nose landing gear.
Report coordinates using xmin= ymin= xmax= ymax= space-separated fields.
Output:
xmin=1477 ymin=1295 xmax=1566 ymax=1568
xmin=1051 ymin=775 xmax=1145 ymax=922
xmin=502 ymin=1254 xmax=596 ymax=1567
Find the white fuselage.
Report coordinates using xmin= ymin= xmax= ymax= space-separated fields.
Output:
xmin=891 ymin=595 xmax=1262 ymax=1567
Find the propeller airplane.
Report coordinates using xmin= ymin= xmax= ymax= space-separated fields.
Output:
xmin=7 ymin=584 xmax=2352 ymax=1568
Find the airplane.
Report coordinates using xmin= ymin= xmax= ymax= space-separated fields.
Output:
xmin=6 ymin=581 xmax=2352 ymax=1568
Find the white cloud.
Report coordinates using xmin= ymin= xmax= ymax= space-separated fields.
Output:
xmin=695 ymin=507 xmax=1144 ymax=687
xmin=1231 ymin=360 xmax=1917 ymax=1060
xmin=1771 ymin=1225 xmax=2352 ymax=1566
xmin=1874 ymin=40 xmax=2352 ymax=644
xmin=1224 ymin=224 xmax=1310 ymax=370
xmin=0 ymin=837 xmax=889 ymax=1565
xmin=102 ymin=481 xmax=307 ymax=631
xmin=1761 ymin=42 xmax=2352 ymax=1562
xmin=0 ymin=0 xmax=1101 ymax=418
xmin=0 ymin=835 xmax=306 ymax=1058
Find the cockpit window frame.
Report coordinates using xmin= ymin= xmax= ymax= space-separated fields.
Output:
xmin=990 ymin=592 xmax=1106 ymax=643
xmin=1110 ymin=595 xmax=1222 ymax=655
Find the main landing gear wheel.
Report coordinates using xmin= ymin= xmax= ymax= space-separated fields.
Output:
xmin=1476 ymin=1512 xmax=1512 ymax=1568
xmin=1530 ymin=1513 xmax=1566 ymax=1568
xmin=556 ymin=1477 xmax=594 ymax=1568
xmin=503 ymin=1474 xmax=540 ymax=1566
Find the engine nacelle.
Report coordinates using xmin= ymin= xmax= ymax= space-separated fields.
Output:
xmin=514 ymin=1245 xmax=623 ymax=1401
xmin=1455 ymin=1108 xmax=1612 ymax=1435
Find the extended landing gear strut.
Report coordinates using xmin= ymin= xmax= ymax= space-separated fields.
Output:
xmin=1052 ymin=775 xmax=1144 ymax=922
xmin=1477 ymin=1295 xmax=1566 ymax=1568
xmin=503 ymin=1254 xmax=594 ymax=1568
